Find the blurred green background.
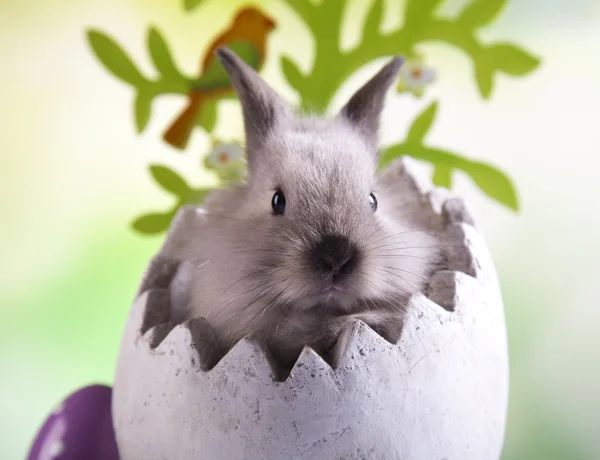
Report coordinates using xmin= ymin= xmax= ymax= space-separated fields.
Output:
xmin=1 ymin=0 xmax=599 ymax=458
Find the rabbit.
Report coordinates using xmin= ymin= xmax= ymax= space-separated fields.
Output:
xmin=155 ymin=47 xmax=445 ymax=374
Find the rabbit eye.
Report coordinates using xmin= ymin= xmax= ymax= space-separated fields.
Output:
xmin=369 ymin=192 xmax=377 ymax=211
xmin=272 ymin=190 xmax=286 ymax=215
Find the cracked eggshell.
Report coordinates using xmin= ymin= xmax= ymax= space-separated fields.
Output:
xmin=112 ymin=157 xmax=509 ymax=460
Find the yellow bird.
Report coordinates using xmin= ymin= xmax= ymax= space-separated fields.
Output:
xmin=163 ymin=6 xmax=276 ymax=149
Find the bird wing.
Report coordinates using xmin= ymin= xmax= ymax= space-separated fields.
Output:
xmin=191 ymin=40 xmax=261 ymax=91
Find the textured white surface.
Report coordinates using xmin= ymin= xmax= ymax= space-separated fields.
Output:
xmin=112 ymin=158 xmax=509 ymax=460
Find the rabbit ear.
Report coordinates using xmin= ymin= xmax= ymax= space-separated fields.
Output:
xmin=216 ymin=47 xmax=291 ymax=166
xmin=338 ymin=56 xmax=404 ymax=150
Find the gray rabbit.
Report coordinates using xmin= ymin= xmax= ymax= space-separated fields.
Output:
xmin=144 ymin=48 xmax=444 ymax=376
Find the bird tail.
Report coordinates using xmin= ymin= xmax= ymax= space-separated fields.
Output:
xmin=163 ymin=92 xmax=205 ymax=150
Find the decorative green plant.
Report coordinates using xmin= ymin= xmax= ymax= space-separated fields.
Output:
xmin=87 ymin=0 xmax=539 ymax=235
xmin=87 ymin=26 xmax=222 ymax=135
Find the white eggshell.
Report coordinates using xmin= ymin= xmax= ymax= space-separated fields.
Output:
xmin=112 ymin=158 xmax=509 ymax=460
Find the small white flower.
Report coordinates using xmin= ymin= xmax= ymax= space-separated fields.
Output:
xmin=206 ymin=142 xmax=244 ymax=169
xmin=397 ymin=56 xmax=436 ymax=97
xmin=204 ymin=141 xmax=247 ymax=183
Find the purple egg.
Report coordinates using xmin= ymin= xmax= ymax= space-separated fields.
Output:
xmin=27 ymin=384 xmax=120 ymax=460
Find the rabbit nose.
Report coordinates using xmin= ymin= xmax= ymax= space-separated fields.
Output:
xmin=310 ymin=234 xmax=359 ymax=276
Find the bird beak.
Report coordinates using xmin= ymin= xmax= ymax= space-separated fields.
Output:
xmin=264 ymin=16 xmax=276 ymax=30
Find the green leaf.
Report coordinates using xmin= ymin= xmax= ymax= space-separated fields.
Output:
xmin=404 ymin=0 xmax=443 ymax=24
xmin=379 ymin=144 xmax=520 ymax=212
xmin=281 ymin=56 xmax=306 ymax=93
xmin=459 ymin=0 xmax=507 ymax=29
xmin=406 ymin=101 xmax=438 ymax=141
xmin=196 ymin=99 xmax=218 ymax=133
xmin=432 ymin=164 xmax=452 ymax=188
xmin=134 ymin=91 xmax=153 ymax=133
xmin=363 ymin=0 xmax=384 ymax=38
xmin=464 ymin=161 xmax=519 ymax=210
xmin=183 ymin=0 xmax=207 ymax=11
xmin=147 ymin=26 xmax=180 ymax=80
xmin=87 ymin=29 xmax=145 ymax=86
xmin=379 ymin=145 xmax=405 ymax=169
xmin=149 ymin=165 xmax=192 ymax=197
xmin=131 ymin=212 xmax=174 ymax=234
xmin=474 ymin=61 xmax=494 ymax=98
xmin=488 ymin=43 xmax=540 ymax=76
xmin=185 ymin=188 xmax=212 ymax=205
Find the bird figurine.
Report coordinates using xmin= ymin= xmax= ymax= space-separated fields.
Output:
xmin=162 ymin=6 xmax=276 ymax=150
